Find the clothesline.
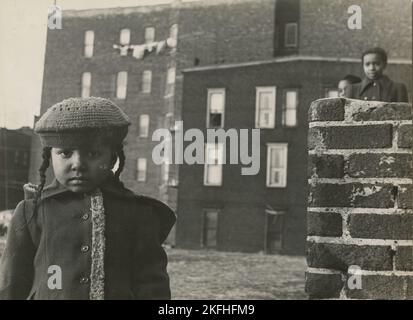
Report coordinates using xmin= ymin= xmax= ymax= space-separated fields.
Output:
xmin=113 ymin=37 xmax=177 ymax=59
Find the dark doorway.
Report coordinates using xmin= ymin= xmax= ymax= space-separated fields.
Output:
xmin=265 ymin=209 xmax=286 ymax=254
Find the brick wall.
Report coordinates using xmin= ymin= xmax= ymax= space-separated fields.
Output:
xmin=306 ymin=98 xmax=413 ymax=299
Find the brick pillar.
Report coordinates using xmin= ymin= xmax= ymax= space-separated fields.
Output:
xmin=305 ymin=98 xmax=413 ymax=299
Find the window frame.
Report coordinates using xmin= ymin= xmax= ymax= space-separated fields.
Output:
xmin=81 ymin=72 xmax=91 ymax=98
xmin=201 ymin=209 xmax=219 ymax=248
xmin=144 ymin=26 xmax=155 ymax=44
xmin=325 ymin=88 xmax=339 ymax=98
xmin=255 ymin=86 xmax=276 ymax=129
xmin=284 ymin=22 xmax=298 ymax=48
xmin=116 ymin=71 xmax=128 ymax=99
xmin=169 ymin=24 xmax=178 ymax=40
xmin=266 ymin=143 xmax=288 ymax=188
xmin=136 ymin=158 xmax=147 ymax=182
xmin=142 ymin=70 xmax=152 ymax=94
xmin=84 ymin=30 xmax=94 ymax=58
xmin=139 ymin=114 xmax=150 ymax=138
xmin=203 ymin=143 xmax=223 ymax=186
xmin=119 ymin=28 xmax=131 ymax=46
xmin=206 ymin=88 xmax=226 ymax=129
xmin=282 ymin=89 xmax=298 ymax=127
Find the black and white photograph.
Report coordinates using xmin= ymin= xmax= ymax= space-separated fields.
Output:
xmin=0 ymin=0 xmax=412 ymax=305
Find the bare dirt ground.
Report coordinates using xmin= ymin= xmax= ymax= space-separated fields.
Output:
xmin=167 ymin=248 xmax=307 ymax=300
xmin=0 ymin=240 xmax=308 ymax=300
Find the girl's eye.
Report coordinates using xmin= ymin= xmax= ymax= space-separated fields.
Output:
xmin=58 ymin=150 xmax=72 ymax=158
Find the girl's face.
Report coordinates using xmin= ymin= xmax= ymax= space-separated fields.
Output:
xmin=363 ymin=53 xmax=386 ymax=80
xmin=51 ymin=144 xmax=115 ymax=193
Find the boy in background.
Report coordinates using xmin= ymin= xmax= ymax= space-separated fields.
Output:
xmin=345 ymin=47 xmax=408 ymax=102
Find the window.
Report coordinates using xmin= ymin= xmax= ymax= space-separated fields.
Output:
xmin=207 ymin=89 xmax=225 ymax=128
xmin=144 ymin=27 xmax=155 ymax=44
xmin=119 ymin=28 xmax=130 ymax=45
xmin=285 ymin=23 xmax=298 ymax=48
xmin=165 ymin=67 xmax=176 ymax=95
xmin=282 ymin=89 xmax=298 ymax=127
xmin=267 ymin=144 xmax=288 ymax=187
xmin=202 ymin=210 xmax=218 ymax=248
xmin=168 ymin=24 xmax=178 ymax=49
xmin=142 ymin=70 xmax=152 ymax=93
xmin=116 ymin=71 xmax=127 ymax=99
xmin=169 ymin=24 xmax=178 ymax=40
xmin=255 ymin=87 xmax=276 ymax=128
xmin=162 ymin=162 xmax=169 ymax=184
xmin=139 ymin=114 xmax=149 ymax=138
xmin=137 ymin=158 xmax=147 ymax=182
xmin=84 ymin=30 xmax=94 ymax=57
xmin=119 ymin=29 xmax=130 ymax=56
xmin=204 ymin=143 xmax=223 ymax=186
xmin=325 ymin=89 xmax=339 ymax=98
xmin=81 ymin=72 xmax=91 ymax=98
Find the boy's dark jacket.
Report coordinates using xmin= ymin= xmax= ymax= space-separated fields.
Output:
xmin=0 ymin=175 xmax=176 ymax=300
xmin=346 ymin=75 xmax=408 ymax=102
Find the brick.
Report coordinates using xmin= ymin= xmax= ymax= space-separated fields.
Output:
xmin=351 ymin=102 xmax=412 ymax=121
xmin=307 ymin=211 xmax=342 ymax=237
xmin=348 ymin=214 xmax=413 ymax=240
xmin=308 ymin=155 xmax=344 ymax=178
xmin=307 ymin=242 xmax=393 ymax=271
xmin=398 ymin=185 xmax=413 ymax=209
xmin=308 ymin=125 xmax=393 ymax=150
xmin=397 ymin=124 xmax=413 ymax=148
xmin=346 ymin=275 xmax=409 ymax=299
xmin=348 ymin=154 xmax=412 ymax=178
xmin=305 ymin=272 xmax=343 ymax=299
xmin=308 ymin=98 xmax=345 ymax=122
xmin=308 ymin=183 xmax=395 ymax=208
xmin=395 ymin=246 xmax=413 ymax=271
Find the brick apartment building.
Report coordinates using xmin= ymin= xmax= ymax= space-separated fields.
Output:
xmin=0 ymin=128 xmax=34 ymax=211
xmin=175 ymin=0 xmax=412 ymax=254
xmin=30 ymin=0 xmax=411 ymax=251
xmin=29 ymin=0 xmax=277 ymax=210
xmin=178 ymin=60 xmax=411 ymax=254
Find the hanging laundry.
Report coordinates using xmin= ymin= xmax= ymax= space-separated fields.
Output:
xmin=156 ymin=40 xmax=166 ymax=54
xmin=166 ymin=37 xmax=177 ymax=49
xmin=132 ymin=45 xmax=145 ymax=59
xmin=119 ymin=45 xmax=129 ymax=56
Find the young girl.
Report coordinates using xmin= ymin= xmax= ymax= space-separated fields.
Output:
xmin=0 ymin=97 xmax=176 ymax=300
xmin=345 ymin=47 xmax=408 ymax=102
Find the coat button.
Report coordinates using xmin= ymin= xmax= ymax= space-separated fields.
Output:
xmin=373 ymin=82 xmax=377 ymax=86
xmin=80 ymin=277 xmax=90 ymax=284
xmin=82 ymin=213 xmax=89 ymax=220
xmin=81 ymin=245 xmax=90 ymax=253
xmin=364 ymin=97 xmax=368 ymax=100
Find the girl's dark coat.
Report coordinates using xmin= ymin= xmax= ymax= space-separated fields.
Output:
xmin=0 ymin=176 xmax=176 ymax=300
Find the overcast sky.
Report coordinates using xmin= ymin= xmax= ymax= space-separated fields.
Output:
xmin=0 ymin=0 xmax=181 ymax=129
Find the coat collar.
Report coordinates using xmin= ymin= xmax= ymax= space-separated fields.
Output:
xmin=359 ymin=75 xmax=391 ymax=96
xmin=40 ymin=174 xmax=136 ymax=200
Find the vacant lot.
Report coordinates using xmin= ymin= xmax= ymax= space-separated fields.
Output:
xmin=0 ymin=240 xmax=307 ymax=300
xmin=167 ymin=248 xmax=307 ymax=300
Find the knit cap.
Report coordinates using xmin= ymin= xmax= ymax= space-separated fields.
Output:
xmin=34 ymin=97 xmax=131 ymax=148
